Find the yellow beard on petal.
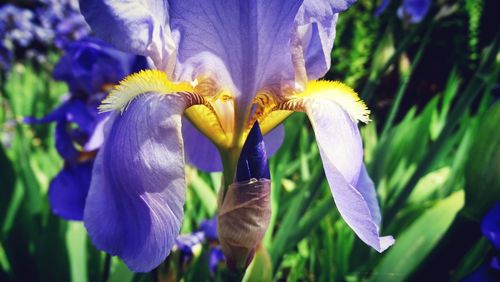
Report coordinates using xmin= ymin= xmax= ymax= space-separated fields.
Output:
xmin=252 ymin=80 xmax=370 ymax=135
xmin=292 ymin=81 xmax=371 ymax=124
xmin=99 ymin=69 xmax=193 ymax=113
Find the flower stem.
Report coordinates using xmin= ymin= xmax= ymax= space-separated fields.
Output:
xmin=219 ymin=146 xmax=242 ymax=201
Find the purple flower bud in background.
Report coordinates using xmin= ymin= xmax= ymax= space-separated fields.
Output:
xmin=397 ymin=0 xmax=432 ymax=24
xmin=218 ymin=122 xmax=272 ymax=272
xmin=199 ymin=217 xmax=218 ymax=242
xmin=375 ymin=0 xmax=431 ymax=24
xmin=175 ymin=232 xmax=205 ymax=263
xmin=173 ymin=217 xmax=225 ymax=275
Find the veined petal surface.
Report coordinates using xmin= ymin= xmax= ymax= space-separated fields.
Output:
xmin=79 ymin=0 xmax=175 ymax=72
xmin=304 ymin=96 xmax=394 ymax=252
xmin=292 ymin=0 xmax=356 ymax=81
xmin=356 ymin=165 xmax=382 ymax=226
xmin=84 ymin=93 xmax=186 ymax=272
xmin=170 ymin=0 xmax=303 ymax=123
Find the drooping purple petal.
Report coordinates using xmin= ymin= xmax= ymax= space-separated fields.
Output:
xmin=304 ymin=98 xmax=394 ymax=252
xmin=481 ymin=202 xmax=500 ymax=250
xmin=356 ymin=165 xmax=382 ymax=225
xmin=49 ymin=161 xmax=93 ymax=221
xmin=292 ymin=0 xmax=356 ymax=81
xmin=79 ymin=0 xmax=174 ymax=72
xmin=182 ymin=118 xmax=223 ymax=172
xmin=84 ymin=93 xmax=187 ymax=272
xmin=55 ymin=120 xmax=79 ymax=162
xmin=182 ymin=120 xmax=285 ymax=172
xmin=264 ymin=125 xmax=285 ymax=156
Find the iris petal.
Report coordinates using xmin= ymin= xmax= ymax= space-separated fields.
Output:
xmin=293 ymin=0 xmax=356 ymax=81
xmin=84 ymin=93 xmax=186 ymax=272
xmin=170 ymin=0 xmax=303 ymax=123
xmin=356 ymin=165 xmax=382 ymax=226
xmin=49 ymin=161 xmax=93 ymax=221
xmin=79 ymin=0 xmax=175 ymax=72
xmin=304 ymin=98 xmax=394 ymax=252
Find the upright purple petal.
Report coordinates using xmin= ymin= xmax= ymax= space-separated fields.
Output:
xmin=49 ymin=161 xmax=93 ymax=221
xmin=170 ymin=0 xmax=303 ymax=124
xmin=84 ymin=93 xmax=187 ymax=272
xmin=79 ymin=0 xmax=175 ymax=72
xmin=304 ymin=98 xmax=394 ymax=252
xmin=292 ymin=0 xmax=356 ymax=81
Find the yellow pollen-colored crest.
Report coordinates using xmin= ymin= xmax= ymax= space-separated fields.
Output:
xmin=294 ymin=80 xmax=371 ymax=124
xmin=99 ymin=70 xmax=193 ymax=113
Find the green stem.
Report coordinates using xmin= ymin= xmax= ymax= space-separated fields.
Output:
xmin=101 ymin=254 xmax=111 ymax=282
xmin=219 ymin=147 xmax=241 ymax=201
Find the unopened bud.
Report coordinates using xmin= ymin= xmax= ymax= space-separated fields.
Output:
xmin=218 ymin=121 xmax=272 ymax=272
xmin=218 ymin=179 xmax=271 ymax=272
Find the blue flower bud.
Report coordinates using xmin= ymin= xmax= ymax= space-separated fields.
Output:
xmin=219 ymin=122 xmax=272 ymax=272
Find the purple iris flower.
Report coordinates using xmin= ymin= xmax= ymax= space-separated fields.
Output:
xmin=26 ymin=37 xmax=147 ymax=220
xmin=375 ymin=0 xmax=431 ymax=24
xmin=174 ymin=218 xmax=224 ymax=274
xmin=463 ymin=203 xmax=500 ymax=281
xmin=79 ymin=0 xmax=394 ymax=272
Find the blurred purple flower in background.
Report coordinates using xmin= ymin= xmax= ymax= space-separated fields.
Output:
xmin=0 ymin=5 xmax=35 ymax=47
xmin=175 ymin=218 xmax=225 ymax=275
xmin=375 ymin=0 xmax=431 ymax=24
xmin=0 ymin=0 xmax=90 ymax=65
xmin=463 ymin=203 xmax=500 ymax=281
xmin=26 ymin=37 xmax=147 ymax=220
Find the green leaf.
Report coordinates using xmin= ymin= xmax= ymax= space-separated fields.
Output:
xmin=66 ymin=222 xmax=88 ymax=282
xmin=372 ymin=191 xmax=464 ymax=282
